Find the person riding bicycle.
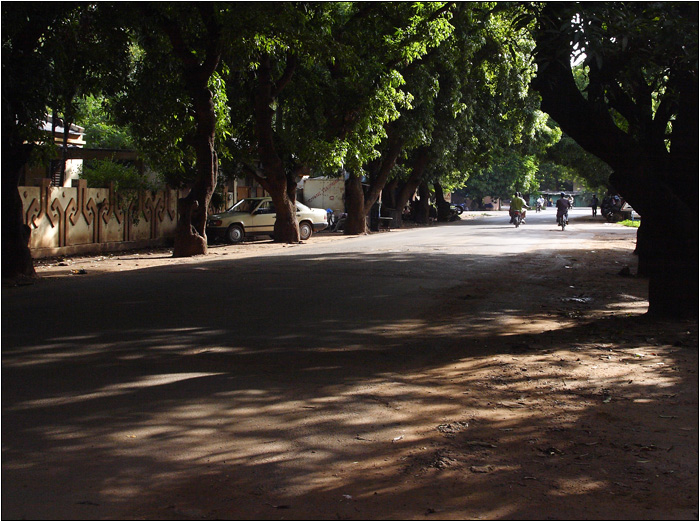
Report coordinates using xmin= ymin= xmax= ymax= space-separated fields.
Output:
xmin=556 ymin=192 xmax=571 ymax=225
xmin=510 ymin=192 xmax=530 ymax=224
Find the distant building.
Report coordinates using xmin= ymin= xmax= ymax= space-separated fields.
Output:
xmin=21 ymin=116 xmax=87 ymax=187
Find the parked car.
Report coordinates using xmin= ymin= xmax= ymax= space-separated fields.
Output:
xmin=206 ymin=197 xmax=328 ymax=244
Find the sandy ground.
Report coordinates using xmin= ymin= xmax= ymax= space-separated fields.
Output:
xmin=3 ymin=213 xmax=698 ymax=520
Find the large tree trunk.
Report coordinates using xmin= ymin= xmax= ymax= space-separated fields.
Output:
xmin=395 ymin=146 xmax=430 ymax=214
xmin=381 ymin=178 xmax=399 ymax=209
xmin=344 ymin=125 xmax=404 ymax=235
xmin=252 ymin=53 xmax=300 ymax=243
xmin=362 ymin=129 xmax=403 ymax=216
xmin=344 ymin=173 xmax=368 ymax=235
xmin=610 ymin=167 xmax=697 ymax=318
xmin=414 ymin=181 xmax=431 ymax=224
xmin=433 ymin=181 xmax=452 ymax=222
xmin=161 ymin=5 xmax=222 ymax=257
xmin=1 ymin=142 xmax=36 ymax=278
xmin=266 ymin=168 xmax=299 ymax=244
xmin=2 ymin=7 xmax=65 ymax=278
xmin=173 ymin=86 xmax=218 ymax=257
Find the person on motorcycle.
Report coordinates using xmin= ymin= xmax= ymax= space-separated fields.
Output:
xmin=556 ymin=192 xmax=571 ymax=224
xmin=536 ymin=195 xmax=545 ymax=212
xmin=510 ymin=192 xmax=529 ymax=223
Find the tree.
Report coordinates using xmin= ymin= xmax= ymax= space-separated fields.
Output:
xmin=339 ymin=3 xmax=456 ymax=234
xmin=528 ymin=2 xmax=698 ymax=317
xmin=76 ymin=95 xmax=135 ymax=149
xmin=384 ymin=4 xmax=544 ymax=221
xmin=542 ymin=133 xmax=613 ymax=194
xmin=123 ymin=4 xmax=224 ymax=257
xmin=224 ymin=3 xmax=327 ymax=243
xmin=466 ymin=150 xmax=540 ymax=204
xmin=2 ymin=4 xmax=58 ymax=277
xmin=223 ymin=3 xmax=454 ymax=240
xmin=349 ymin=3 xmax=541 ymax=230
xmin=42 ymin=6 xmax=131 ymax=185
xmin=2 ymin=3 xmax=128 ymax=277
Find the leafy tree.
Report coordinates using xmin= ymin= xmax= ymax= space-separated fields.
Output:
xmin=3 ymin=4 xmax=61 ymax=277
xmin=79 ymin=158 xmax=156 ymax=192
xmin=118 ymin=3 xmax=226 ymax=257
xmin=543 ymin=133 xmax=612 ymax=194
xmin=465 ymin=150 xmax=539 ymax=205
xmin=222 ymin=3 xmax=337 ymax=242
xmin=359 ymin=3 xmax=541 ymax=228
xmin=76 ymin=95 xmax=135 ymax=149
xmin=2 ymin=3 xmax=129 ymax=277
xmin=339 ymin=3 xmax=456 ymax=234
xmin=528 ymin=2 xmax=698 ymax=317
xmin=222 ymin=3 xmax=454 ymax=240
xmin=42 ymin=6 xmax=131 ymax=183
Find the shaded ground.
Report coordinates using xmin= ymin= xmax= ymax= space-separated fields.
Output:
xmin=2 ymin=213 xmax=698 ymax=520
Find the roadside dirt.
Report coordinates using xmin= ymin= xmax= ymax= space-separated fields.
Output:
xmin=5 ymin=217 xmax=698 ymax=520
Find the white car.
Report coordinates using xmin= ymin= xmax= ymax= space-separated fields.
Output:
xmin=206 ymin=197 xmax=328 ymax=243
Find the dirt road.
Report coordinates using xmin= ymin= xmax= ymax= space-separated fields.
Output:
xmin=2 ymin=210 xmax=697 ymax=520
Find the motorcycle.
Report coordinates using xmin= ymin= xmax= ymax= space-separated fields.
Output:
xmin=557 ymin=211 xmax=568 ymax=230
xmin=512 ymin=210 xmax=524 ymax=228
xmin=331 ymin=212 xmax=347 ymax=232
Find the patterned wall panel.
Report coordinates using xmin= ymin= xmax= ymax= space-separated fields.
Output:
xmin=21 ymin=179 xmax=180 ymax=257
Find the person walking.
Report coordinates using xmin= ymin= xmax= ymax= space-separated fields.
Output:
xmin=591 ymin=195 xmax=599 ymax=216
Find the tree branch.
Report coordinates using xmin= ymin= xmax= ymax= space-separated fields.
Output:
xmin=197 ymin=3 xmax=222 ymax=79
xmin=242 ymin=162 xmax=270 ymax=191
xmin=272 ymin=53 xmax=298 ymax=99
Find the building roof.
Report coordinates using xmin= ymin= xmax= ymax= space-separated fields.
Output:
xmin=41 ymin=116 xmax=86 ymax=146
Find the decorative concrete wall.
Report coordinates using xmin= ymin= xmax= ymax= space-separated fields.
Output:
xmin=21 ymin=179 xmax=180 ymax=258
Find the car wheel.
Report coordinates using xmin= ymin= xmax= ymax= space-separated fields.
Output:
xmin=299 ymin=221 xmax=313 ymax=241
xmin=226 ymin=224 xmax=244 ymax=244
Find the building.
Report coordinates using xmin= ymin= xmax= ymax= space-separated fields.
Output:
xmin=20 ymin=116 xmax=87 ymax=187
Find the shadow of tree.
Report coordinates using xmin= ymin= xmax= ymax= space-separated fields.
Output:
xmin=2 ymin=245 xmax=697 ymax=520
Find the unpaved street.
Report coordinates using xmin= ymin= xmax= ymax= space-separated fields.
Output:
xmin=2 ymin=209 xmax=698 ymax=520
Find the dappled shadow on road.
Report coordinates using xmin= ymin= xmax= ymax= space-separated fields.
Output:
xmin=2 ymin=245 xmax=698 ymax=519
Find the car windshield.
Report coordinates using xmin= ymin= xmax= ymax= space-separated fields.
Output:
xmin=227 ymin=199 xmax=260 ymax=213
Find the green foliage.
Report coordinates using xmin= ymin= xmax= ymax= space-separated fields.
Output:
xmin=14 ymin=2 xmax=680 ymax=218
xmin=366 ymin=3 xmax=543 ymax=197
xmin=83 ymin=123 xmax=135 ymax=150
xmin=544 ymin=133 xmax=612 ymax=193
xmin=110 ymin=35 xmax=196 ymax=184
xmin=79 ymin=159 xmax=158 ymax=192
xmin=109 ymin=4 xmax=234 ymax=188
xmin=464 ymin=150 xmax=540 ymax=202
xmin=76 ymin=95 xmax=135 ymax=149
xmin=619 ymin=219 xmax=640 ymax=228
xmin=42 ymin=5 xmax=132 ymax=138
xmin=224 ymin=3 xmax=456 ymax=180
xmin=2 ymin=2 xmax=133 ymax=185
